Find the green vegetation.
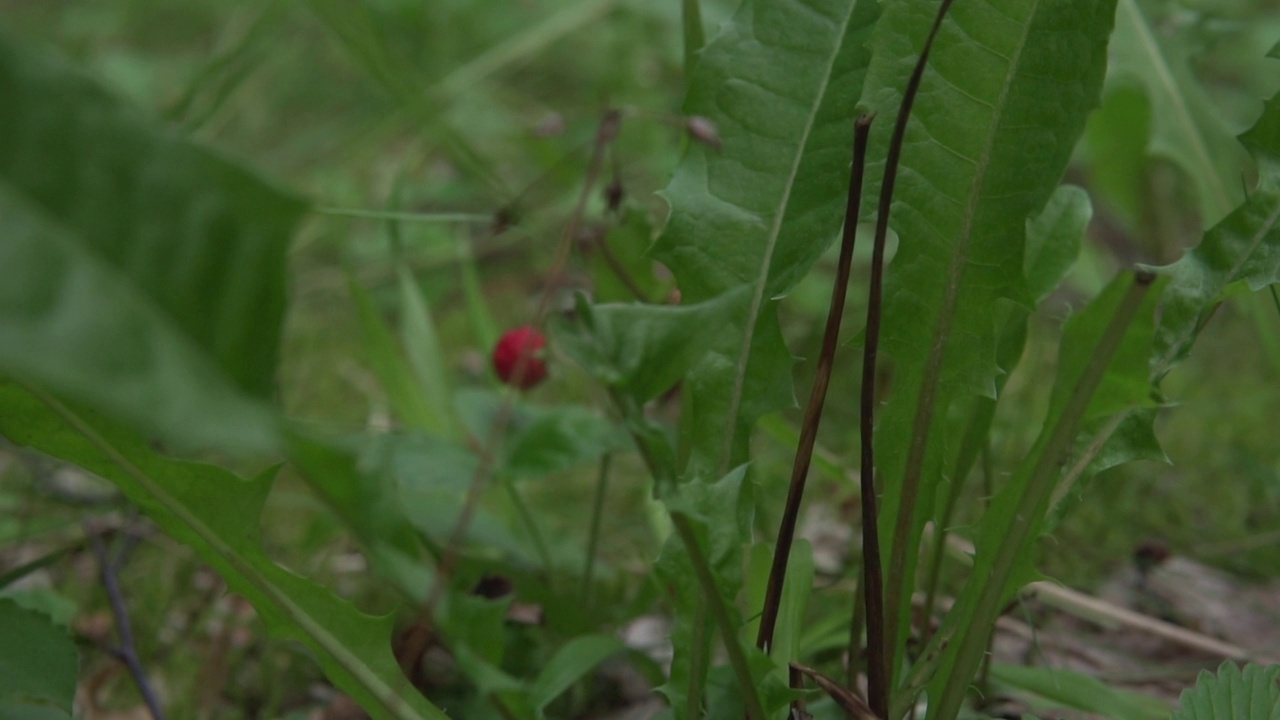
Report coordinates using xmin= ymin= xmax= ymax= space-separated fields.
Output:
xmin=2 ymin=1 xmax=1279 ymax=719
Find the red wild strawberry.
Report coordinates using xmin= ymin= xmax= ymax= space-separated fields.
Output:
xmin=492 ymin=326 xmax=548 ymax=390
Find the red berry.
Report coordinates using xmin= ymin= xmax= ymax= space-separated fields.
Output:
xmin=492 ymin=326 xmax=548 ymax=389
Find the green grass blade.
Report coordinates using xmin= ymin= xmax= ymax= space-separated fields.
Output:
xmin=349 ymin=276 xmax=443 ymax=433
xmin=398 ymin=268 xmax=459 ymax=439
xmin=1153 ymin=92 xmax=1280 ymax=379
xmin=925 ymin=271 xmax=1163 ymax=720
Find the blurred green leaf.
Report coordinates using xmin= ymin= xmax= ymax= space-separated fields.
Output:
xmin=650 ymin=0 xmax=880 ymax=474
xmin=1080 ymin=82 xmax=1151 ymax=229
xmin=557 ymin=288 xmax=746 ymax=405
xmin=349 ymin=276 xmax=447 ymax=434
xmin=371 ymin=431 xmax=531 ymax=564
xmin=991 ymin=663 xmax=1169 ymax=720
xmin=0 ymin=704 xmax=72 ymax=720
xmin=398 ymin=267 xmax=459 ymax=438
xmin=0 ymin=32 xmax=304 ymax=452
xmin=0 ymin=599 xmax=76 ymax=713
xmin=454 ymin=389 xmax=626 ymax=480
xmin=1109 ymin=0 xmax=1251 ymax=224
xmin=1171 ymin=662 xmax=1280 ymax=720
xmin=529 ymin=635 xmax=624 ymax=718
xmin=0 ymin=382 xmax=446 ymax=720
xmin=445 ymin=592 xmax=514 ymax=668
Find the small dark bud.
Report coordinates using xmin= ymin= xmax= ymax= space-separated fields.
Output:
xmin=604 ymin=177 xmax=624 ymax=212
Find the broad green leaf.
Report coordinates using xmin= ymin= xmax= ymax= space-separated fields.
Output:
xmin=857 ymin=0 xmax=1117 ymax=672
xmin=926 ymin=271 xmax=1164 ymax=720
xmin=1109 ymin=0 xmax=1250 ymax=224
xmin=349 ymin=276 xmax=445 ymax=433
xmin=556 ymin=288 xmax=747 ymax=404
xmin=0 ymin=32 xmax=304 ymax=452
xmin=529 ymin=635 xmax=625 ymax=718
xmin=1152 ymin=92 xmax=1280 ymax=380
xmin=990 ymin=664 xmax=1170 ymax=720
xmin=0 ymin=383 xmax=447 ymax=720
xmin=1171 ymin=662 xmax=1280 ymax=720
xmin=650 ymin=0 xmax=880 ymax=474
xmin=0 ymin=599 xmax=76 ymax=713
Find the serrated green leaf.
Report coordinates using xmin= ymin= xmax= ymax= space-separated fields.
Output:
xmin=1109 ymin=0 xmax=1250 ymax=224
xmin=0 ymin=33 xmax=302 ymax=453
xmin=1153 ymin=92 xmax=1280 ymax=380
xmin=655 ymin=466 xmax=754 ymax=720
xmin=858 ymin=0 xmax=1117 ymax=674
xmin=651 ymin=0 xmax=880 ymax=473
xmin=0 ymin=382 xmax=446 ymax=720
xmin=557 ymin=288 xmax=747 ymax=404
xmin=0 ymin=599 xmax=76 ymax=712
xmin=1171 ymin=662 xmax=1280 ymax=720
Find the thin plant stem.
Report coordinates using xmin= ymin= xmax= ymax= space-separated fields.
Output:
xmin=86 ymin=525 xmax=167 ymax=720
xmin=871 ymin=1 xmax=957 ymax=703
xmin=315 ymin=207 xmax=490 ymax=223
xmin=581 ymin=453 xmax=613 ymax=606
xmin=504 ymin=478 xmax=554 ymax=575
xmin=402 ymin=109 xmax=624 ymax=669
xmin=671 ymin=515 xmax=768 ymax=720
xmin=756 ymin=115 xmax=874 ymax=655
